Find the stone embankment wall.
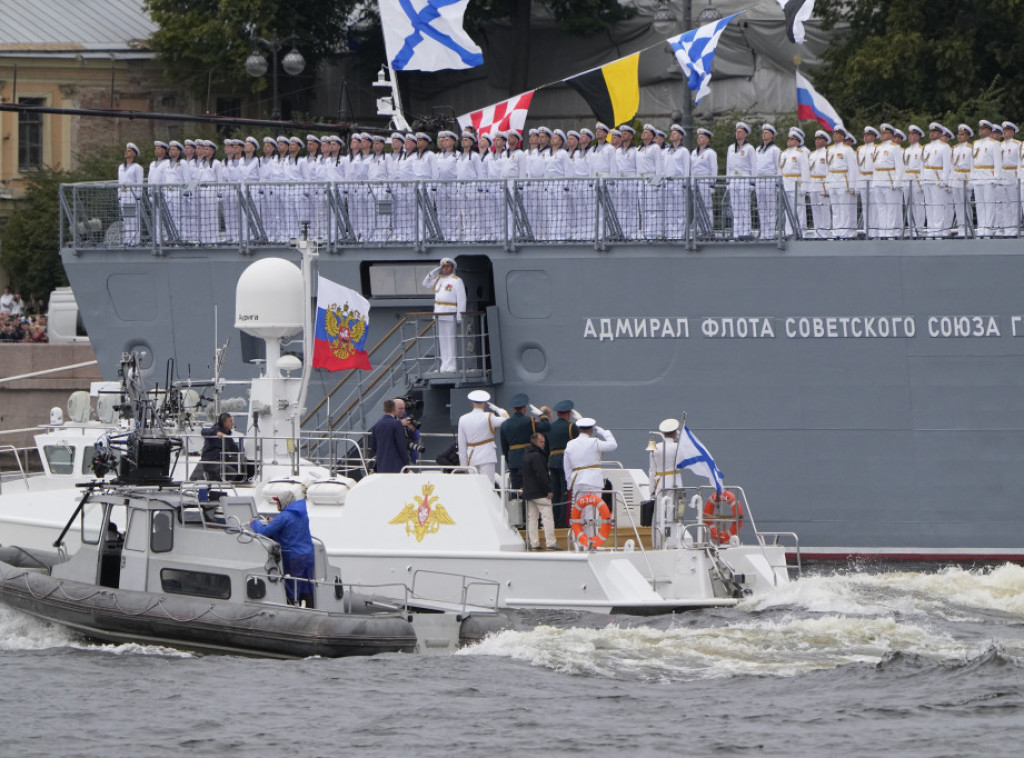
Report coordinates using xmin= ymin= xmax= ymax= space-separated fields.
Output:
xmin=0 ymin=344 xmax=102 ymax=451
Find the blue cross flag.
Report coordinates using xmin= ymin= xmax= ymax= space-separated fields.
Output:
xmin=675 ymin=424 xmax=725 ymax=494
xmin=380 ymin=0 xmax=484 ymax=72
xmin=667 ymin=12 xmax=743 ymax=105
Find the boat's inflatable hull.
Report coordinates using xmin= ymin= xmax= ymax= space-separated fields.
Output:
xmin=0 ymin=559 xmax=418 ymax=658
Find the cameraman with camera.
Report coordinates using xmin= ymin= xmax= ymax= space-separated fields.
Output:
xmin=394 ymin=397 xmax=424 ymax=464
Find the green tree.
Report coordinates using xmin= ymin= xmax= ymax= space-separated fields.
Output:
xmin=144 ymin=0 xmax=360 ymax=108
xmin=0 ymin=148 xmax=121 ymax=302
xmin=815 ymin=0 xmax=1024 ymax=127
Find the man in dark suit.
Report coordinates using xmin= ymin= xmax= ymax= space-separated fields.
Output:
xmin=369 ymin=398 xmax=410 ymax=473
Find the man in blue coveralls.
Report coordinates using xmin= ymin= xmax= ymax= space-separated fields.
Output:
xmin=250 ymin=490 xmax=315 ymax=607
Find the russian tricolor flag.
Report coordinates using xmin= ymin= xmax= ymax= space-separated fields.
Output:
xmin=796 ymin=72 xmax=843 ymax=131
xmin=312 ymin=276 xmax=372 ymax=372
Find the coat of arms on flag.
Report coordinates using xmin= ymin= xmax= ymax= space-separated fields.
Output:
xmin=457 ymin=91 xmax=535 ymax=139
xmin=313 ymin=276 xmax=372 ymax=371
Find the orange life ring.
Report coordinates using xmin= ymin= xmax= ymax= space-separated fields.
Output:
xmin=703 ymin=491 xmax=744 ymax=544
xmin=570 ymin=492 xmax=612 ymax=550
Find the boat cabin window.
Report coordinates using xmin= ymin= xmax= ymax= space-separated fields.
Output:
xmin=81 ymin=445 xmax=120 ymax=476
xmin=160 ymin=569 xmax=231 ymax=600
xmin=151 ymin=510 xmax=174 ymax=553
xmin=365 ymin=263 xmax=437 ymax=298
xmin=43 ymin=444 xmax=75 ymax=475
xmin=80 ymin=501 xmax=104 ymax=544
xmin=124 ymin=508 xmax=147 ymax=552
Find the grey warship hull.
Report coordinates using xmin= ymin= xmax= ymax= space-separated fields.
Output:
xmin=58 ymin=236 xmax=1024 ymax=561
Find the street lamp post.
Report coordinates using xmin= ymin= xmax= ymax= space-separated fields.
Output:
xmin=245 ymin=32 xmax=306 ymax=121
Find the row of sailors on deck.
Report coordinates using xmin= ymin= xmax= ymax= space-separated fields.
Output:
xmin=781 ymin=119 xmax=1024 ymax=239
xmin=115 ymin=117 xmax=1024 ymax=244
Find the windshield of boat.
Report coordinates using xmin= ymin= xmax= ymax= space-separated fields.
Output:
xmin=43 ymin=444 xmax=75 ymax=475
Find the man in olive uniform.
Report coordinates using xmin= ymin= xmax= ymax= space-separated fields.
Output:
xmin=546 ymin=399 xmax=578 ymax=528
xmin=499 ymin=393 xmax=550 ymax=490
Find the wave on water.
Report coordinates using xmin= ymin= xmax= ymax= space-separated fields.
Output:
xmin=0 ymin=606 xmax=191 ymax=657
xmin=745 ymin=562 xmax=1024 ymax=621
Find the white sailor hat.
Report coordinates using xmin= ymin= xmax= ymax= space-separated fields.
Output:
xmin=460 ymin=130 xmax=476 ymax=141
xmin=329 ymin=135 xmax=343 ymax=144
xmin=371 ymin=134 xmax=385 ymax=142
xmin=908 ymin=124 xmax=924 ymax=137
xmin=552 ymin=128 xmax=566 ymax=142
xmin=654 ymin=128 xmax=666 ymax=138
xmin=567 ymin=129 xmax=580 ymax=139
xmin=390 ymin=132 xmax=404 ymax=141
xmin=126 ymin=142 xmax=140 ymax=156
xmin=761 ymin=123 xmax=777 ymax=136
xmin=595 ymin=122 xmax=610 ymax=132
xmin=670 ymin=123 xmax=686 ymax=135
xmin=864 ymin=126 xmax=880 ymax=138
xmin=642 ymin=123 xmax=656 ymax=133
xmin=404 ymin=133 xmax=416 ymax=142
xmin=275 ymin=134 xmax=288 ymax=143
xmin=154 ymin=140 xmax=169 ymax=150
xmin=658 ymin=418 xmax=680 ymax=434
xmin=1003 ymin=121 xmax=1018 ymax=132
xmin=880 ymin=123 xmax=895 ymax=134
xmin=991 ymin=123 xmax=1003 ymax=133
xmin=205 ymin=139 xmax=219 ymax=149
xmin=320 ymin=135 xmax=332 ymax=143
xmin=893 ymin=128 xmax=907 ymax=140
xmin=619 ymin=124 xmax=636 ymax=134
xmin=928 ymin=122 xmax=944 ymax=132
xmin=580 ymin=127 xmax=595 ymax=138
xmin=576 ymin=417 xmax=596 ymax=428
xmin=262 ymin=136 xmax=275 ymax=145
xmin=792 ymin=127 xmax=806 ymax=139
xmin=787 ymin=127 xmax=803 ymax=142
xmin=493 ymin=130 xmax=507 ymax=140
xmin=168 ymin=139 xmax=185 ymax=151
xmin=507 ymin=130 xmax=521 ymax=140
xmin=184 ymin=139 xmax=196 ymax=147
xmin=438 ymin=129 xmax=457 ymax=140
xmin=360 ymin=132 xmax=373 ymax=141
xmin=696 ymin=127 xmax=713 ymax=139
xmin=478 ymin=132 xmax=492 ymax=143
xmin=528 ymin=128 xmax=539 ymax=136
xmin=537 ymin=126 xmax=553 ymax=136
xmin=415 ymin=132 xmax=432 ymax=142
xmin=958 ymin=123 xmax=974 ymax=137
xmin=845 ymin=132 xmax=857 ymax=143
xmin=467 ymin=389 xmax=490 ymax=403
xmin=942 ymin=126 xmax=954 ymax=139
xmin=978 ymin=119 xmax=994 ymax=129
xmin=245 ymin=136 xmax=259 ymax=148
xmin=735 ymin=121 xmax=751 ymax=134
xmin=609 ymin=128 xmax=622 ymax=137
xmin=814 ymin=129 xmax=831 ymax=143
xmin=832 ymin=125 xmax=847 ymax=136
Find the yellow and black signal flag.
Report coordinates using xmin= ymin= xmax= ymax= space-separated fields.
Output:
xmin=563 ymin=52 xmax=640 ymax=127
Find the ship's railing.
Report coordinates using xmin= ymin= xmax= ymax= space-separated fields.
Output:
xmin=62 ymin=176 xmax=1015 ymax=252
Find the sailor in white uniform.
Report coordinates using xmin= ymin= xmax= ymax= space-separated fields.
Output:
xmin=613 ymin=124 xmax=639 ymax=239
xmin=922 ymin=123 xmax=953 ymax=237
xmin=807 ymin=130 xmax=831 ymax=238
xmin=118 ymin=142 xmax=144 ymax=245
xmin=635 ymin=123 xmax=664 ymax=240
xmin=998 ymin=121 xmax=1021 ymax=235
xmin=902 ymin=125 xmax=927 ymax=235
xmin=457 ymin=390 xmax=509 ymax=483
xmin=649 ymin=418 xmax=684 ymax=549
xmin=662 ymin=124 xmax=690 ymax=239
xmin=691 ymin=128 xmax=718 ymax=231
xmin=563 ymin=417 xmax=617 ymax=496
xmin=754 ymin=124 xmax=781 ymax=239
xmin=971 ymin=120 xmax=1002 ymax=236
xmin=725 ymin=122 xmax=756 ymax=238
xmin=422 ymin=257 xmax=466 ymax=373
xmin=779 ymin=128 xmax=810 ymax=236
xmin=826 ymin=126 xmax=857 ymax=239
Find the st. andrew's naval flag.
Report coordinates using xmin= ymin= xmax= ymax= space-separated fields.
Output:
xmin=676 ymin=425 xmax=725 ymax=494
xmin=313 ymin=276 xmax=372 ymax=371
xmin=379 ymin=0 xmax=484 ymax=72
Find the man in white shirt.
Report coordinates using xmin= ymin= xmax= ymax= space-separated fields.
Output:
xmin=457 ymin=390 xmax=509 ymax=483
xmin=422 ymin=257 xmax=466 ymax=373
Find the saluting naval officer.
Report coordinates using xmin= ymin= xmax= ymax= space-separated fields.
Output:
xmin=649 ymin=418 xmax=684 ymax=549
xmin=422 ymin=257 xmax=466 ymax=373
xmin=457 ymin=390 xmax=509 ymax=483
xmin=499 ymin=393 xmax=551 ymax=491
xmin=563 ymin=417 xmax=617 ymax=499
xmin=546 ymin=399 xmax=578 ymax=528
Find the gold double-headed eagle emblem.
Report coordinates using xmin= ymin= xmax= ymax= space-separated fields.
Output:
xmin=323 ymin=303 xmax=367 ymax=361
xmin=389 ymin=483 xmax=456 ymax=542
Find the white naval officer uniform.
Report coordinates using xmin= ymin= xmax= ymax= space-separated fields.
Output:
xmin=725 ymin=138 xmax=756 ymax=238
xmin=457 ymin=395 xmax=509 ymax=483
xmin=922 ymin=137 xmax=953 ymax=236
xmin=422 ymin=258 xmax=467 ymax=373
xmin=563 ymin=424 xmax=617 ymax=494
xmin=118 ymin=155 xmax=144 ymax=246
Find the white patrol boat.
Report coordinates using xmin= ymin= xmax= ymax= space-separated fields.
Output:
xmin=0 ymin=253 xmax=799 ymax=615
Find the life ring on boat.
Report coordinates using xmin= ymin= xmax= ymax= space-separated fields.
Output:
xmin=703 ymin=491 xmax=743 ymax=544
xmin=570 ymin=492 xmax=612 ymax=550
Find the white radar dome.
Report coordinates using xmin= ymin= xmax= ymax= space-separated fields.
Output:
xmin=235 ymin=258 xmax=304 ymax=339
